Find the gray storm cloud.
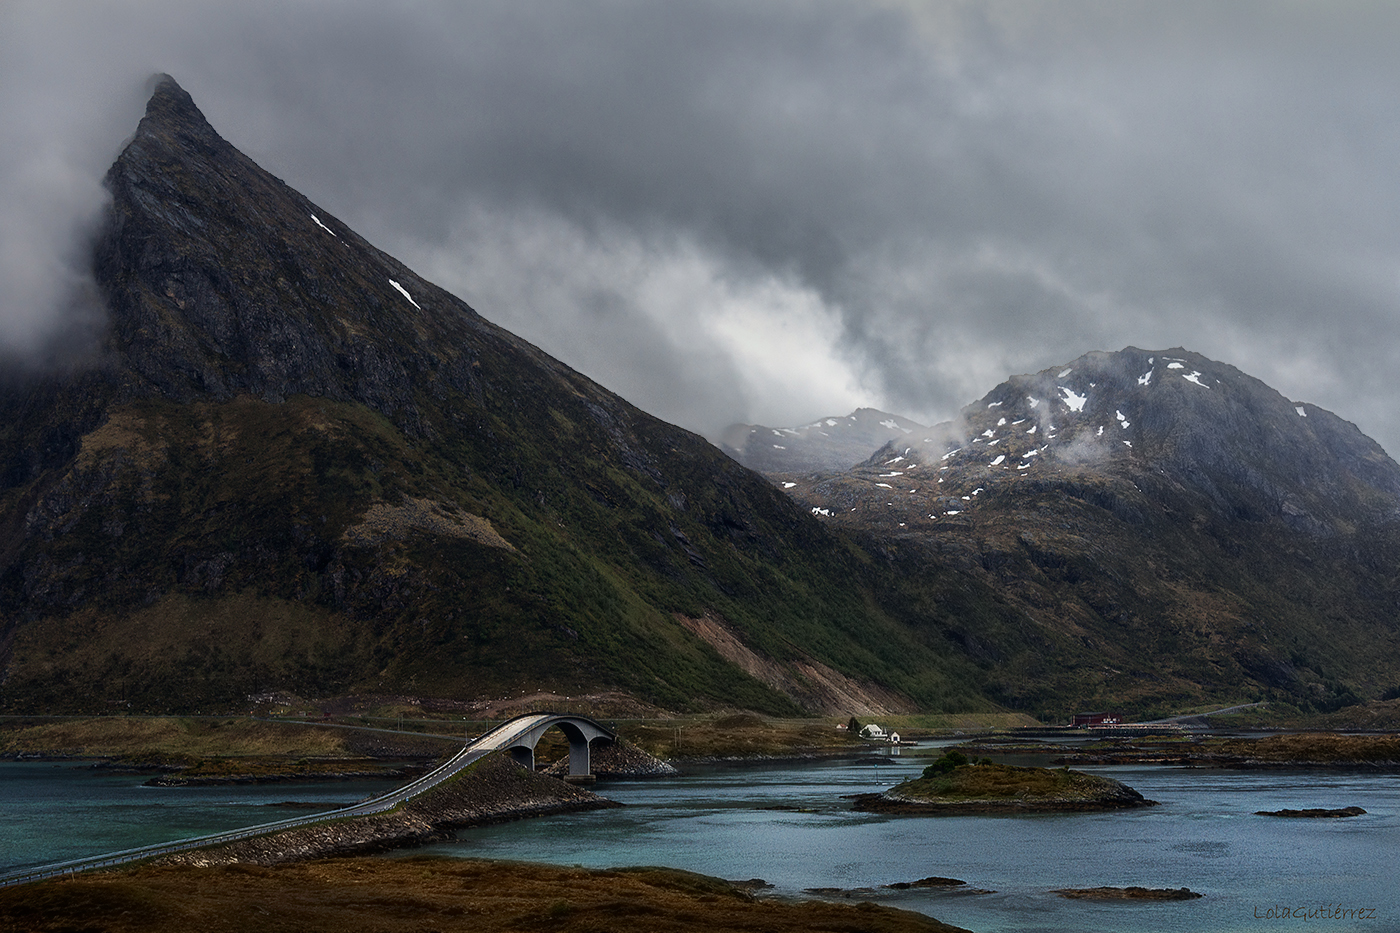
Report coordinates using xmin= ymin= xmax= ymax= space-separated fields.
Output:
xmin=5 ymin=1 xmax=1400 ymax=452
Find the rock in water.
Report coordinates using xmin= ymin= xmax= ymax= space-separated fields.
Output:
xmin=1255 ymin=806 xmax=1366 ymax=818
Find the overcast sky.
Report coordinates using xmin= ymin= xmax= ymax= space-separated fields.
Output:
xmin=5 ymin=1 xmax=1400 ymax=453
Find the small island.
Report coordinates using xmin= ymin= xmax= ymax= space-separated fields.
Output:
xmin=853 ymin=751 xmax=1156 ymax=814
xmin=1053 ymin=886 xmax=1202 ymax=900
xmin=1255 ymin=806 xmax=1366 ymax=818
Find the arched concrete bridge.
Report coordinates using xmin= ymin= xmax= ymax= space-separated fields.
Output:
xmin=499 ymin=712 xmax=615 ymax=776
xmin=0 ymin=711 xmax=616 ymax=889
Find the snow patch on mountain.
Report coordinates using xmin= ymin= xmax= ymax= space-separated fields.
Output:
xmin=388 ymin=278 xmax=421 ymax=309
xmin=1059 ymin=386 xmax=1087 ymax=412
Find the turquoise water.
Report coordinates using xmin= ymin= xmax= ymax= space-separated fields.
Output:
xmin=406 ymin=757 xmax=1399 ymax=933
xmin=3 ymin=756 xmax=1397 ymax=932
xmin=0 ymin=761 xmax=400 ymax=873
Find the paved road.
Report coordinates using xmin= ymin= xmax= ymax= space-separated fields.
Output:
xmin=0 ymin=713 xmax=557 ymax=889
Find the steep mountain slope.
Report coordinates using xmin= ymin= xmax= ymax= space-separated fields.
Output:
xmin=6 ymin=79 xmax=1398 ymax=722
xmin=0 ymin=76 xmax=995 ymax=716
xmin=781 ymin=348 xmax=1400 ymax=714
xmin=719 ymin=409 xmax=928 ymax=473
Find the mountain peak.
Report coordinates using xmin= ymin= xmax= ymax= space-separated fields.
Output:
xmin=133 ymin=73 xmax=229 ymax=158
xmin=95 ymin=75 xmax=484 ymax=429
xmin=5 ymin=77 xmax=974 ymax=718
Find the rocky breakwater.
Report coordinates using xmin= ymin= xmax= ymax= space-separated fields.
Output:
xmin=853 ymin=751 xmax=1155 ymax=815
xmin=156 ymin=752 xmax=620 ymax=868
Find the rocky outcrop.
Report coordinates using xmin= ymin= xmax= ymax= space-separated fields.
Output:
xmin=157 ymin=752 xmax=619 ymax=867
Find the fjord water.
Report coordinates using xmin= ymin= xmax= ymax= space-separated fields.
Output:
xmin=0 ymin=761 xmax=400 ymax=873
xmin=3 ymin=757 xmax=1396 ymax=931
xmin=408 ymin=756 xmax=1398 ymax=933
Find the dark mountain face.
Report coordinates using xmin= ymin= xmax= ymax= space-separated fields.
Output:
xmin=782 ymin=348 xmax=1400 ymax=713
xmin=3 ymin=77 xmax=1397 ymax=720
xmin=719 ymin=408 xmax=928 ymax=474
xmin=0 ymin=77 xmax=989 ymax=716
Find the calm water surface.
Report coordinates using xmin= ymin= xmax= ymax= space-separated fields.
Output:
xmin=3 ymin=755 xmax=1397 ymax=932
xmin=405 ymin=755 xmax=1399 ymax=933
xmin=0 ymin=760 xmax=400 ymax=872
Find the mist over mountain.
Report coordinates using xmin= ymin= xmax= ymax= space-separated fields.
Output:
xmin=0 ymin=77 xmax=986 ymax=717
xmin=720 ymin=409 xmax=928 ymax=474
xmin=780 ymin=348 xmax=1400 ymax=711
xmin=1 ymin=78 xmax=1397 ymax=721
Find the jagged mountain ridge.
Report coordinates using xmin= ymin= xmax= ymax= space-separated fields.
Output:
xmin=825 ymin=347 xmax=1400 ymax=534
xmin=779 ymin=347 xmax=1400 ymax=712
xmin=0 ymin=76 xmax=993 ymax=716
xmin=719 ymin=408 xmax=928 ymax=474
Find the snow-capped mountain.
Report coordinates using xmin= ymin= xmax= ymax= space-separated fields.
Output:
xmin=779 ymin=347 xmax=1400 ymax=713
xmin=719 ymin=408 xmax=928 ymax=474
xmin=794 ymin=347 xmax=1400 ymax=534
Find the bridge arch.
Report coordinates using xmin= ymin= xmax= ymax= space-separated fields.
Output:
xmin=497 ymin=712 xmax=615 ymax=777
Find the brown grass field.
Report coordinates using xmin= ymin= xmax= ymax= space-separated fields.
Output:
xmin=0 ymin=857 xmax=971 ymax=933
